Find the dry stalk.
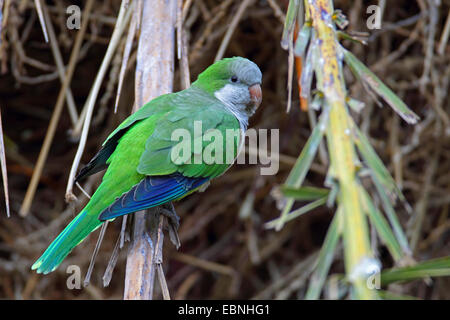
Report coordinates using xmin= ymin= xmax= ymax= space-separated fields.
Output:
xmin=124 ymin=0 xmax=177 ymax=300
xmin=19 ymin=0 xmax=94 ymax=216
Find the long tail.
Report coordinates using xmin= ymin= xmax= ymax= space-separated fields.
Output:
xmin=31 ymin=209 xmax=102 ymax=274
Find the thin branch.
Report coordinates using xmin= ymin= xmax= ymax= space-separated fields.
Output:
xmin=65 ymin=1 xmax=133 ymax=201
xmin=178 ymin=0 xmax=191 ymax=89
xmin=42 ymin=2 xmax=79 ymax=127
xmin=19 ymin=0 xmax=94 ymax=216
xmin=34 ymin=0 xmax=49 ymax=42
xmin=0 ymin=106 xmax=9 ymax=217
xmin=214 ymin=0 xmax=253 ymax=61
xmin=438 ymin=9 xmax=450 ymax=56
xmin=115 ymin=8 xmax=137 ymax=113
xmin=103 ymin=234 xmax=121 ymax=287
xmin=286 ymin=36 xmax=294 ymax=112
xmin=267 ymin=0 xmax=286 ymax=23
xmin=84 ymin=221 xmax=109 ymax=287
xmin=172 ymin=252 xmax=236 ymax=276
xmin=120 ymin=216 xmax=128 ymax=249
xmin=154 ymin=215 xmax=170 ymax=300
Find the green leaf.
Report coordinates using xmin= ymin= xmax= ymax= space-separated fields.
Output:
xmin=275 ymin=106 xmax=330 ymax=230
xmin=372 ymin=176 xmax=411 ymax=255
xmin=281 ymin=0 xmax=300 ymax=50
xmin=336 ymin=31 xmax=367 ymax=45
xmin=342 ymin=48 xmax=420 ymax=124
xmin=378 ymin=290 xmax=420 ymax=300
xmin=305 ymin=210 xmax=341 ymax=299
xmin=285 ymin=107 xmax=330 ymax=188
xmin=294 ymin=23 xmax=311 ymax=57
xmin=381 ymin=256 xmax=450 ymax=285
xmin=265 ymin=196 xmax=328 ymax=229
xmin=359 ymin=187 xmax=403 ymax=262
xmin=350 ymin=117 xmax=413 ymax=252
xmin=280 ymin=186 xmax=330 ymax=201
xmin=325 ymin=179 xmax=339 ymax=208
xmin=351 ymin=119 xmax=407 ymax=205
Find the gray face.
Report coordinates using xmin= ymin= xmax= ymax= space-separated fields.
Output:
xmin=214 ymin=58 xmax=262 ymax=128
xmin=228 ymin=58 xmax=263 ymax=88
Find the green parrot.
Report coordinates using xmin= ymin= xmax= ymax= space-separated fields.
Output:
xmin=32 ymin=57 xmax=262 ymax=274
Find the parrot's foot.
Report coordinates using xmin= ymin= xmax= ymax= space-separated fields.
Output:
xmin=158 ymin=202 xmax=180 ymax=229
xmin=157 ymin=203 xmax=181 ymax=249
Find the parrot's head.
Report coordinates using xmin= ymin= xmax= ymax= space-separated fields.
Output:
xmin=192 ymin=57 xmax=262 ymax=126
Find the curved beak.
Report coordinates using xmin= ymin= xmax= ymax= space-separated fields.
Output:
xmin=249 ymin=83 xmax=262 ymax=109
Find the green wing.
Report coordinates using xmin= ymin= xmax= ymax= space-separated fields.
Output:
xmin=75 ymin=93 xmax=175 ymax=182
xmin=104 ymin=93 xmax=174 ymax=145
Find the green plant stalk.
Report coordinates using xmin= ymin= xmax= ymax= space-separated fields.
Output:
xmin=382 ymin=269 xmax=450 ymax=285
xmin=266 ymin=196 xmax=328 ymax=229
xmin=381 ymin=256 xmax=450 ymax=285
xmin=377 ymin=290 xmax=420 ymax=300
xmin=275 ymin=106 xmax=329 ymax=231
xmin=281 ymin=0 xmax=299 ymax=49
xmin=359 ymin=188 xmax=403 ymax=262
xmin=280 ymin=186 xmax=330 ymax=201
xmin=307 ymin=0 xmax=375 ymax=299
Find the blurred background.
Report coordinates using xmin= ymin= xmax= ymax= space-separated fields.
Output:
xmin=0 ymin=0 xmax=449 ymax=299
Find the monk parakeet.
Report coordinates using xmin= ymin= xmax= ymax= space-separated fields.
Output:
xmin=32 ymin=57 xmax=262 ymax=274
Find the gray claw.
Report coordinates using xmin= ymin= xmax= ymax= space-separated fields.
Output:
xmin=158 ymin=202 xmax=180 ymax=229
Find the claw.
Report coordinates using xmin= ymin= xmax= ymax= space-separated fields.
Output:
xmin=158 ymin=202 xmax=181 ymax=249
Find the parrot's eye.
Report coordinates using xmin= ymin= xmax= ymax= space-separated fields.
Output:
xmin=230 ymin=75 xmax=238 ymax=83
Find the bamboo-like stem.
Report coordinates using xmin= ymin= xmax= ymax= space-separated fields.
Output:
xmin=124 ymin=0 xmax=177 ymax=300
xmin=307 ymin=0 xmax=375 ymax=299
